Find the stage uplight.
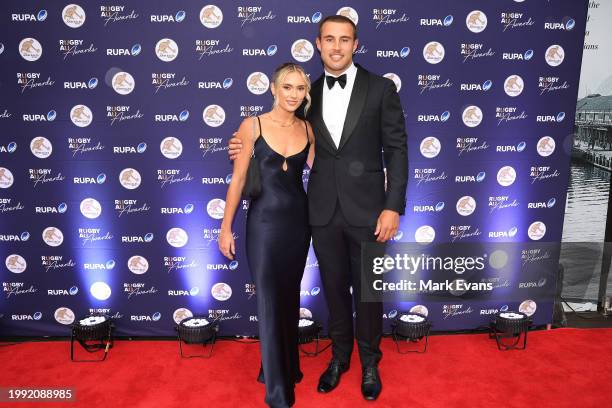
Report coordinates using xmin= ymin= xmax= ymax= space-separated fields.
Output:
xmin=297 ymin=317 xmax=323 ymax=356
xmin=70 ymin=313 xmax=114 ymax=362
xmin=390 ymin=312 xmax=432 ymax=354
xmin=175 ymin=316 xmax=218 ymax=358
xmin=489 ymin=311 xmax=532 ymax=350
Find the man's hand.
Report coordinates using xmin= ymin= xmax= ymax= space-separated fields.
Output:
xmin=228 ymin=134 xmax=243 ymax=161
xmin=374 ymin=209 xmax=400 ymax=242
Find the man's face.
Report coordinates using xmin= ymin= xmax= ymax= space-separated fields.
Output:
xmin=316 ymin=21 xmax=358 ymax=75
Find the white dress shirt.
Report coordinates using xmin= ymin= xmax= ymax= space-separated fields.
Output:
xmin=322 ymin=63 xmax=357 ymax=148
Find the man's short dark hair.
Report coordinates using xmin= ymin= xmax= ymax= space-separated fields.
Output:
xmin=318 ymin=15 xmax=358 ymax=39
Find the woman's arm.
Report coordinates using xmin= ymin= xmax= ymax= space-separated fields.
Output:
xmin=219 ymin=117 xmax=256 ymax=259
xmin=305 ymin=120 xmax=315 ymax=169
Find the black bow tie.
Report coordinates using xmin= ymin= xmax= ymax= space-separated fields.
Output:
xmin=326 ymin=74 xmax=347 ymax=89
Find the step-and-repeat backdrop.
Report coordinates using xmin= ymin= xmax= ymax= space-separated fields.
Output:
xmin=0 ymin=1 xmax=588 ymax=336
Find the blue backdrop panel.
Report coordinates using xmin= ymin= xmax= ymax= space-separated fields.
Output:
xmin=0 ymin=0 xmax=587 ymax=336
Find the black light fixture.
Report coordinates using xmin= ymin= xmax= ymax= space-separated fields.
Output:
xmin=297 ymin=317 xmax=323 ymax=356
xmin=175 ymin=316 xmax=218 ymax=358
xmin=70 ymin=313 xmax=114 ymax=362
xmin=489 ymin=311 xmax=532 ymax=350
xmin=390 ymin=312 xmax=432 ymax=354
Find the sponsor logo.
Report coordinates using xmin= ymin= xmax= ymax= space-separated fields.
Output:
xmin=203 ymin=105 xmax=225 ymax=127
xmin=100 ymin=5 xmax=139 ymax=26
xmin=460 ymin=43 xmax=495 ymax=62
xmin=80 ymin=198 xmax=102 ymax=219
xmin=502 ymin=49 xmax=534 ymax=61
xmin=423 ymin=41 xmax=445 ymax=64
xmin=413 ymin=168 xmax=448 ymax=186
xmin=450 ymin=225 xmax=482 ymax=242
xmin=489 ymin=196 xmax=519 ymax=213
xmin=537 ymin=136 xmax=556 ymax=157
xmin=70 ymin=105 xmax=93 ymax=127
xmin=501 ymin=12 xmax=535 ymax=31
xmin=156 ymin=38 xmax=179 ymax=62
xmin=211 ymin=282 xmax=232 ymax=301
xmin=455 ymin=172 xmax=486 ymax=184
xmin=456 ymin=137 xmax=489 ymax=156
xmin=166 ymin=228 xmax=188 ymax=247
xmin=58 ymin=39 xmax=97 ymax=60
xmin=545 ymin=45 xmax=564 ymax=66
xmin=30 ymin=137 xmax=52 ymax=158
xmin=17 ymin=72 xmax=55 ymax=93
xmin=497 ymin=166 xmax=517 ymax=186
xmin=5 ymin=254 xmax=27 ymax=274
xmin=383 ymin=73 xmax=402 ymax=92
xmin=69 ymin=138 xmax=105 ymax=157
xmin=19 ymin=38 xmax=43 ymax=61
xmin=417 ymin=74 xmax=452 ymax=93
xmin=119 ymin=168 xmax=141 ymax=189
xmin=11 ymin=10 xmax=48 ymax=22
xmin=0 ymin=168 xmax=15 ymax=189
xmin=154 ymin=109 xmax=189 ymax=122
xmin=246 ymin=72 xmax=270 ymax=95
xmin=287 ymin=11 xmax=322 ymax=24
xmin=28 ymin=168 xmax=65 ymax=187
xmin=420 ymin=137 xmax=441 ymax=158
xmin=200 ymin=5 xmax=223 ymax=28
xmin=496 ymin=106 xmax=528 ymax=125
xmin=151 ymin=11 xmax=186 ymax=23
xmin=196 ymin=39 xmax=233 ymax=59
xmin=504 ymin=75 xmax=524 ymax=97
xmin=414 ymin=226 xmax=435 ymax=243
xmin=114 ymin=199 xmax=150 ymax=217
xmin=519 ymin=300 xmax=537 ymax=317
xmin=157 ymin=169 xmax=194 ymax=188
xmin=237 ymin=6 xmax=276 ymax=26
xmin=152 ymin=72 xmax=189 ymax=93
xmin=337 ymin=7 xmax=358 ymax=25
xmin=466 ymin=10 xmax=487 ymax=33
xmin=462 ymin=105 xmax=483 ymax=127
xmin=63 ymin=4 xmax=86 ymax=28
xmin=207 ymin=198 xmax=225 ymax=219
xmin=530 ymin=166 xmax=560 ymax=183
xmin=456 ymin=196 xmax=476 ymax=216
xmin=160 ymin=137 xmax=183 ymax=159
xmin=42 ymin=227 xmax=63 ymax=246
xmin=372 ymin=8 xmax=409 ymax=29
xmin=112 ymin=72 xmax=135 ymax=95
xmin=291 ymin=39 xmax=314 ymax=62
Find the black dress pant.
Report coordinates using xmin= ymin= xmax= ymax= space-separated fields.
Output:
xmin=311 ymin=202 xmax=383 ymax=368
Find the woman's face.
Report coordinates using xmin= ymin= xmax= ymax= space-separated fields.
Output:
xmin=272 ymin=71 xmax=307 ymax=113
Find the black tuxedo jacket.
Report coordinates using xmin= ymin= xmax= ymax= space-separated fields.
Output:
xmin=306 ymin=65 xmax=408 ymax=227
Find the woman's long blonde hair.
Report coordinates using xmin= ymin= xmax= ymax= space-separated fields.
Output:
xmin=271 ymin=63 xmax=311 ymax=116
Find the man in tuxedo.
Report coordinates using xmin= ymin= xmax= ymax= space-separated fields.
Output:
xmin=231 ymin=15 xmax=407 ymax=400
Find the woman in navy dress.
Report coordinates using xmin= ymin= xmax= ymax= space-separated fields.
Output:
xmin=219 ymin=63 xmax=314 ymax=407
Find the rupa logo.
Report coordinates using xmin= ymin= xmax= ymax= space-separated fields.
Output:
xmin=528 ymin=198 xmax=556 ymax=210
xmin=536 ymin=112 xmax=565 ymax=123
xmin=287 ymin=11 xmax=322 ymax=23
xmin=420 ymin=15 xmax=453 ymax=27
xmin=496 ymin=141 xmax=526 ymax=153
xmin=417 ymin=111 xmax=450 ymax=123
xmin=113 ymin=142 xmax=147 ymax=155
xmin=35 ymin=202 xmax=67 ymax=214
xmin=64 ymin=77 xmax=98 ymax=90
xmin=155 ymin=110 xmax=189 ymax=122
xmin=198 ymin=77 xmax=233 ymax=89
xmin=106 ymin=43 xmax=141 ymax=56
xmin=413 ymin=201 xmax=445 ymax=213
xmin=23 ymin=110 xmax=56 ymax=122
xmin=242 ymin=44 xmax=277 ymax=57
xmin=502 ymin=49 xmax=534 ymax=61
xmin=161 ymin=203 xmax=194 ymax=215
xmin=376 ymin=47 xmax=410 ymax=58
xmin=73 ymin=172 xmax=106 ymax=184
xmin=460 ymin=80 xmax=493 ymax=92
xmin=11 ymin=9 xmax=48 ymax=22
xmin=544 ymin=17 xmax=575 ymax=31
xmin=151 ymin=10 xmax=186 ymax=23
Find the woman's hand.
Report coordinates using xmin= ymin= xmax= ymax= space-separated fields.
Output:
xmin=218 ymin=229 xmax=236 ymax=260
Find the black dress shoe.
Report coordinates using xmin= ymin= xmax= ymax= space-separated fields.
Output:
xmin=361 ymin=367 xmax=382 ymax=401
xmin=317 ymin=360 xmax=349 ymax=393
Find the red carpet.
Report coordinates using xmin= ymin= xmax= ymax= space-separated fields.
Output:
xmin=1 ymin=328 xmax=611 ymax=407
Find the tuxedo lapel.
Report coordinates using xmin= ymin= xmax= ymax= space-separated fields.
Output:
xmin=309 ymin=76 xmax=337 ymax=153
xmin=338 ymin=67 xmax=368 ymax=151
